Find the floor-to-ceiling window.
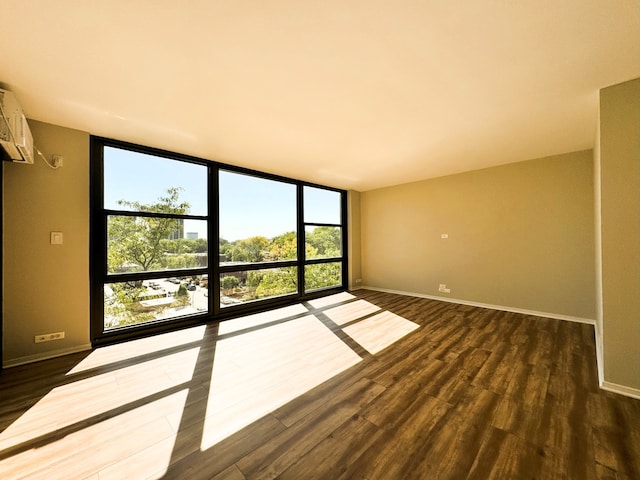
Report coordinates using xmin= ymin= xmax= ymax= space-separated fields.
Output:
xmin=218 ymin=170 xmax=299 ymax=307
xmin=90 ymin=137 xmax=347 ymax=345
xmin=303 ymin=186 xmax=344 ymax=292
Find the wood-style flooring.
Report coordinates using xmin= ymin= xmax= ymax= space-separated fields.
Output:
xmin=0 ymin=289 xmax=639 ymax=479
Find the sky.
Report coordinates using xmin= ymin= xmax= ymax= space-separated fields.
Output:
xmin=104 ymin=147 xmax=341 ymax=241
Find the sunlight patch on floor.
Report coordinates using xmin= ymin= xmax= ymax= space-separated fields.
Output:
xmin=0 ymin=293 xmax=422 ymax=478
xmin=218 ymin=304 xmax=309 ymax=335
xmin=306 ymin=291 xmax=356 ymax=309
xmin=201 ymin=314 xmax=362 ymax=450
xmin=0 ymin=347 xmax=200 ymax=452
xmin=343 ymin=311 xmax=420 ymax=354
xmin=322 ymin=299 xmax=381 ymax=325
xmin=67 ymin=325 xmax=207 ymax=375
xmin=0 ymin=390 xmax=189 ymax=480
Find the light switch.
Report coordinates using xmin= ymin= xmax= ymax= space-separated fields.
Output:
xmin=51 ymin=231 xmax=64 ymax=245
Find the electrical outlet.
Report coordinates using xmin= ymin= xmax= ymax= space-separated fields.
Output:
xmin=355 ymin=278 xmax=362 ymax=284
xmin=34 ymin=331 xmax=65 ymax=343
xmin=52 ymin=155 xmax=63 ymax=168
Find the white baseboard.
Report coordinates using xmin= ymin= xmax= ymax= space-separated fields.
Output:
xmin=3 ymin=344 xmax=92 ymax=368
xmin=601 ymin=381 xmax=640 ymax=400
xmin=362 ymin=286 xmax=596 ymax=325
xmin=594 ymin=321 xmax=605 ymax=387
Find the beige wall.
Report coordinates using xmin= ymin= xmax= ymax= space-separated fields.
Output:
xmin=598 ymin=78 xmax=640 ymax=391
xmin=3 ymin=120 xmax=90 ymax=366
xmin=347 ymin=190 xmax=361 ymax=289
xmin=361 ymin=150 xmax=596 ymax=319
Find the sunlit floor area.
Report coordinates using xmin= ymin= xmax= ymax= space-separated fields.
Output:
xmin=1 ymin=289 xmax=639 ymax=479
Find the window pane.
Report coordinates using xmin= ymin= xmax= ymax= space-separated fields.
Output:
xmin=305 ymin=262 xmax=342 ymax=292
xmin=104 ymin=147 xmax=207 ymax=216
xmin=219 ymin=171 xmax=297 ymax=263
xmin=104 ymin=276 xmax=208 ymax=330
xmin=305 ymin=226 xmax=342 ymax=259
xmin=220 ymin=267 xmax=298 ymax=307
xmin=304 ymin=186 xmax=341 ymax=224
xmin=108 ymin=216 xmax=208 ymax=274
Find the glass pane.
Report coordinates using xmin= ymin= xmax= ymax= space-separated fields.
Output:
xmin=104 ymin=276 xmax=208 ymax=330
xmin=305 ymin=226 xmax=342 ymax=260
xmin=220 ymin=267 xmax=297 ymax=307
xmin=305 ymin=262 xmax=342 ymax=292
xmin=104 ymin=147 xmax=207 ymax=216
xmin=108 ymin=216 xmax=208 ymax=274
xmin=304 ymin=186 xmax=341 ymax=224
xmin=219 ymin=171 xmax=297 ymax=263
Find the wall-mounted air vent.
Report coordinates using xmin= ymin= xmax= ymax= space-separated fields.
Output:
xmin=0 ymin=87 xmax=34 ymax=164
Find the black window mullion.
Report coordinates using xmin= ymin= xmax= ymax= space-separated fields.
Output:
xmin=90 ymin=138 xmax=107 ymax=341
xmin=211 ymin=164 xmax=219 ymax=315
xmin=105 ymin=209 xmax=208 ymax=221
xmin=296 ymin=183 xmax=305 ymax=295
xmin=219 ymin=260 xmax=298 ymax=274
xmin=303 ymin=222 xmax=342 ymax=229
xmin=341 ymin=190 xmax=349 ymax=287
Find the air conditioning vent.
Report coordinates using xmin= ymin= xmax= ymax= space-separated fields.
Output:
xmin=0 ymin=88 xmax=34 ymax=164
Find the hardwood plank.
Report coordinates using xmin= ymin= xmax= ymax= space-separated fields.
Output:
xmin=0 ymin=289 xmax=638 ymax=480
xmin=211 ymin=465 xmax=247 ymax=480
xmin=466 ymin=426 xmax=543 ymax=480
xmin=336 ymin=394 xmax=452 ymax=480
xmin=236 ymin=377 xmax=386 ymax=480
xmin=277 ymin=414 xmax=382 ymax=480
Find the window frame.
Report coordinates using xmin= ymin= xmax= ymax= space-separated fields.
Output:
xmin=90 ymin=136 xmax=348 ymax=346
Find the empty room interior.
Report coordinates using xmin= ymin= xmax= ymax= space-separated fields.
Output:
xmin=1 ymin=1 xmax=639 ymax=479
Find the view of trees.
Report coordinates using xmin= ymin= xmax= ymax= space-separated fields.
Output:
xmin=107 ymin=187 xmax=197 ymax=273
xmin=105 ymin=188 xmax=342 ymax=328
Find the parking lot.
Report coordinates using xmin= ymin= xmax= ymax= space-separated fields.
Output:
xmin=143 ymin=277 xmax=209 ymax=312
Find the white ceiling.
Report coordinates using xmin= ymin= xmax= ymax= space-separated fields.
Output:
xmin=1 ymin=1 xmax=639 ymax=191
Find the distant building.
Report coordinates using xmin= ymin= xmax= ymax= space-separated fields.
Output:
xmin=186 ymin=232 xmax=198 ymax=240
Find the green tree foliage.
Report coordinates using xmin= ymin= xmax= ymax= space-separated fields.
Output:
xmin=255 ymin=268 xmax=297 ymax=298
xmin=227 ymin=236 xmax=270 ymax=262
xmin=220 ymin=275 xmax=239 ymax=290
xmin=175 ymin=283 xmax=190 ymax=307
xmin=104 ymin=282 xmax=155 ymax=328
xmin=108 ymin=188 xmax=191 ymax=272
xmin=305 ymin=263 xmax=342 ymax=290
xmin=306 ymin=226 xmax=341 ymax=258
xmin=106 ymin=187 xmax=343 ymax=322
xmin=220 ymin=229 xmax=342 ymax=301
xmin=268 ymin=232 xmax=297 ymax=260
xmin=219 ymin=237 xmax=231 ymax=259
xmin=161 ymin=238 xmax=208 ymax=254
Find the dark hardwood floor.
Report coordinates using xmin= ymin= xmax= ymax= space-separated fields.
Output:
xmin=0 ymin=289 xmax=638 ymax=479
